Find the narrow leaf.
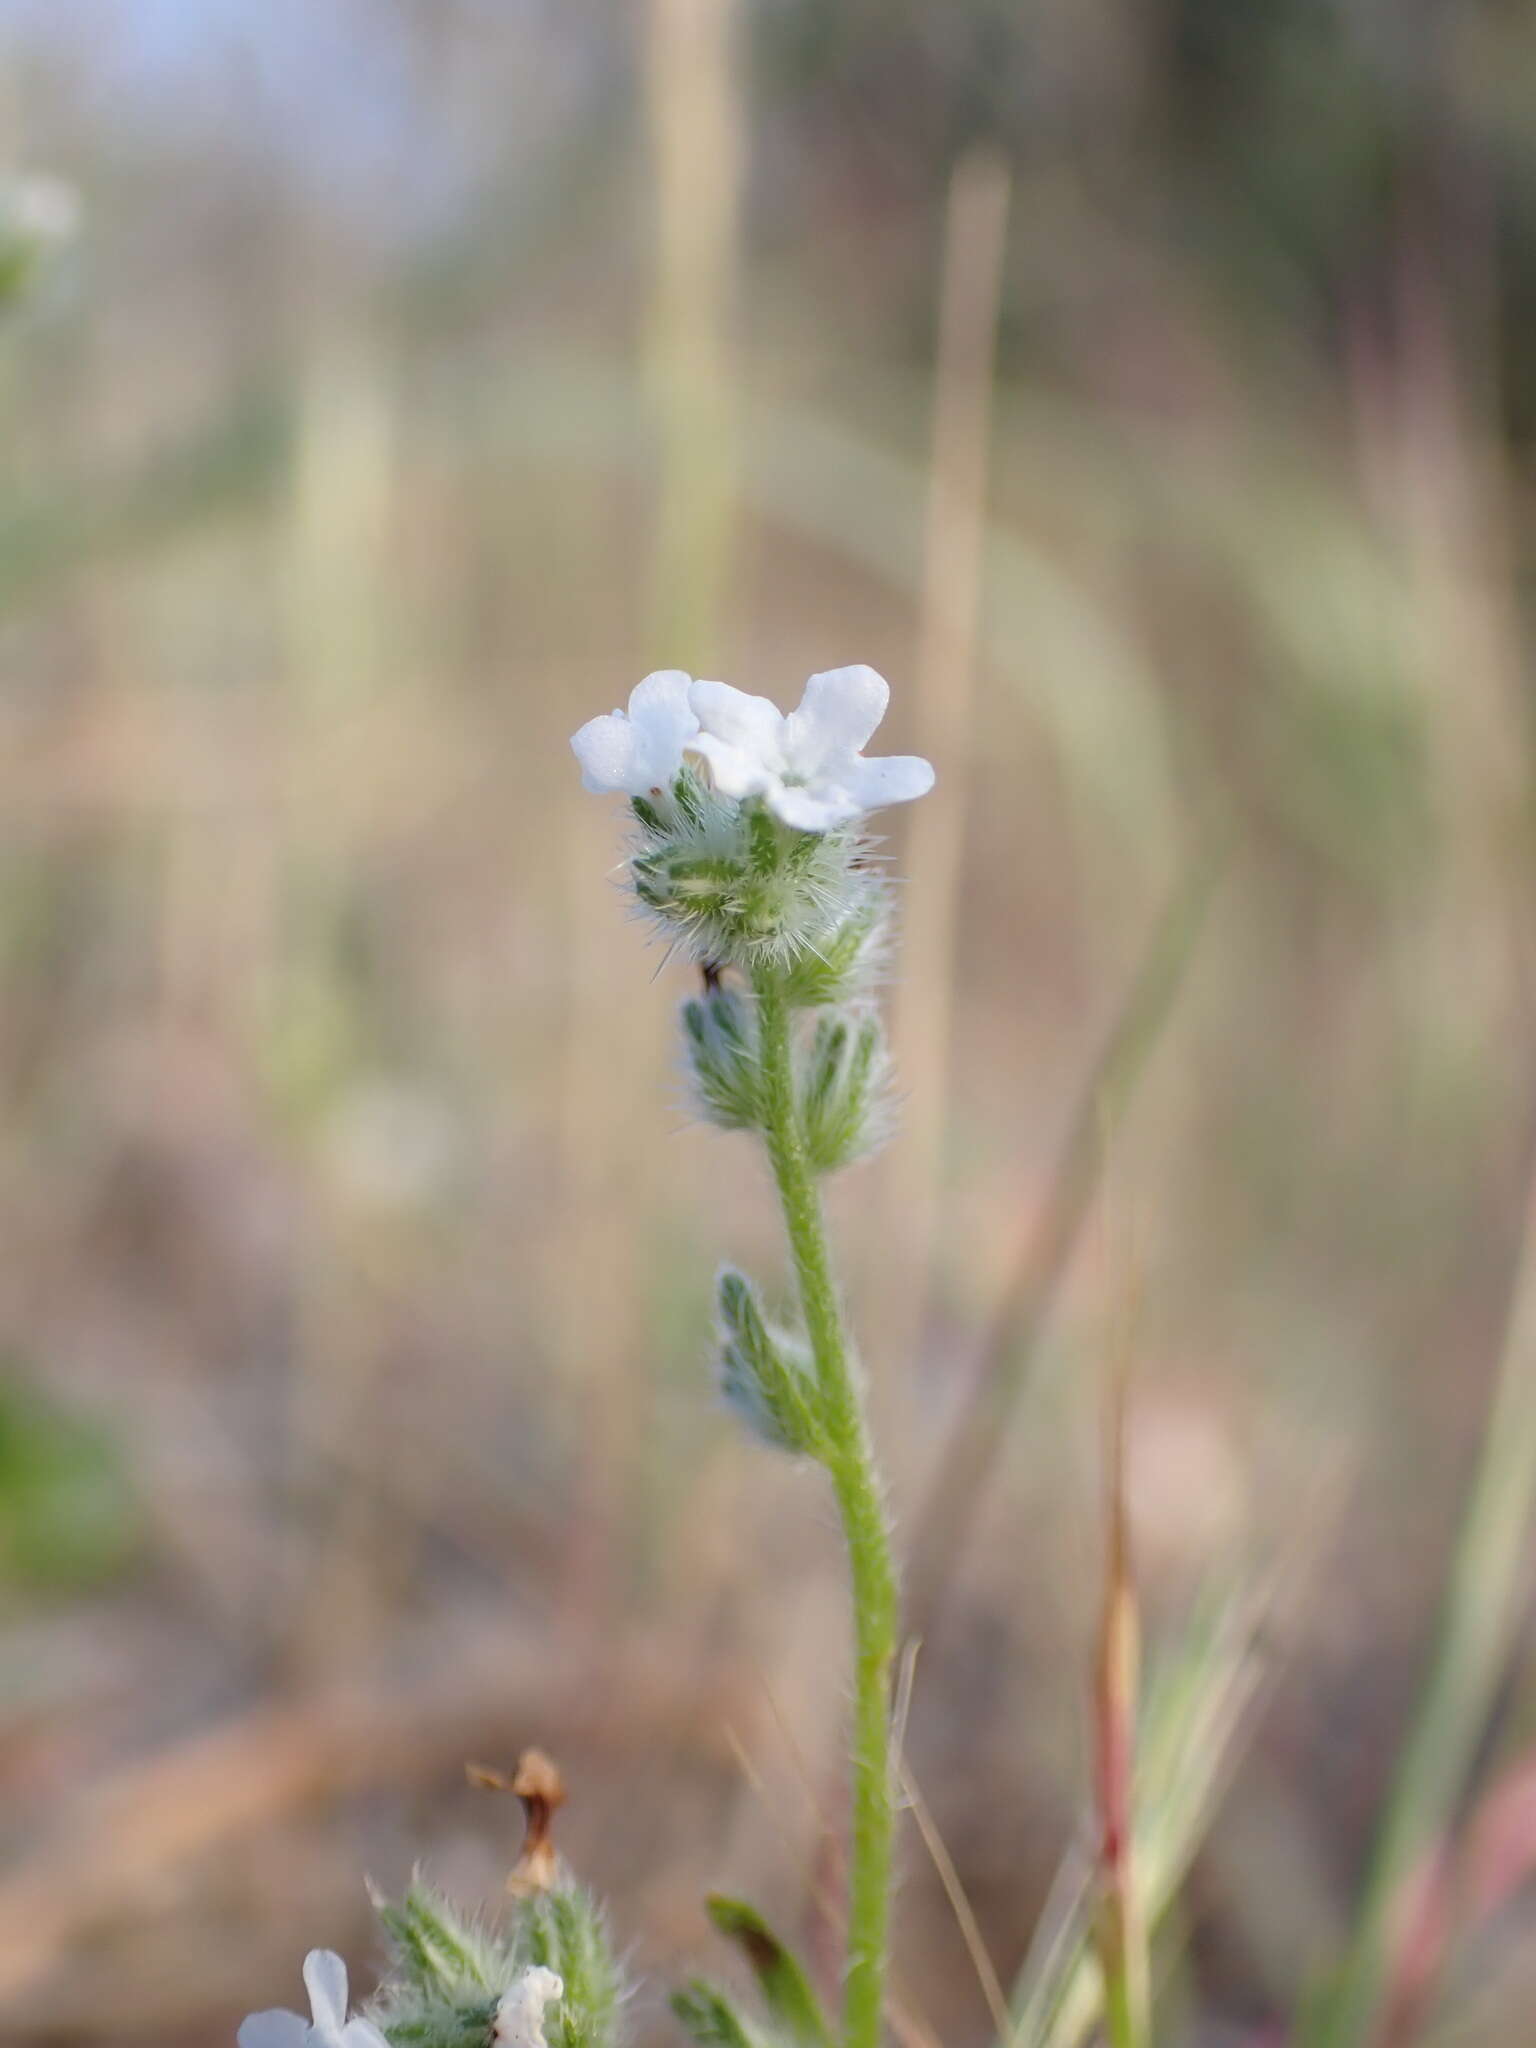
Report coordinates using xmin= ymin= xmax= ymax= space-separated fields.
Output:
xmin=705 ymin=1895 xmax=834 ymax=2048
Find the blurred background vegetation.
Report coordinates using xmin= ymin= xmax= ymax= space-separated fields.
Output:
xmin=2 ymin=2 xmax=1535 ymax=2043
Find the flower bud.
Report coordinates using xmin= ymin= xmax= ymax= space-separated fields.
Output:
xmin=797 ymin=1010 xmax=889 ymax=1174
xmin=717 ymin=1268 xmax=825 ymax=1457
xmin=516 ymin=1884 xmax=624 ymax=2048
xmin=374 ymin=1882 xmax=503 ymax=2004
xmin=778 ymin=891 xmax=889 ymax=1009
xmin=369 ymin=1882 xmax=507 ymax=2046
xmin=682 ymin=986 xmax=761 ymax=1131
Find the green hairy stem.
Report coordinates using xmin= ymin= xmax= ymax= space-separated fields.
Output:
xmin=752 ymin=967 xmax=899 ymax=2048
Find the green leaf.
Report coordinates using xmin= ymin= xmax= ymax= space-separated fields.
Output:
xmin=704 ymin=1896 xmax=833 ymax=2048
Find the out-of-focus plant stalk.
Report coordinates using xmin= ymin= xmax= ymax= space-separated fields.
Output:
xmin=1315 ymin=211 xmax=1536 ymax=2048
xmin=1094 ymin=1343 xmax=1150 ymax=2048
xmin=281 ymin=333 xmax=402 ymax=1677
xmin=1315 ymin=1145 xmax=1536 ymax=2048
xmin=753 ymin=966 xmax=899 ymax=2048
xmin=644 ymin=0 xmax=740 ymax=669
xmin=908 ymin=852 xmax=1217 ymax=1637
xmin=1009 ymin=1577 xmax=1272 ymax=2048
xmin=881 ymin=146 xmax=1009 ymax=1365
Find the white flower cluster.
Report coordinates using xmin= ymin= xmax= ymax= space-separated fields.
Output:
xmin=571 ymin=666 xmax=933 ymax=832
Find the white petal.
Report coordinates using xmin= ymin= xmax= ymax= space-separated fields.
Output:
xmin=303 ymin=1952 xmax=350 ymax=2037
xmin=691 ymin=731 xmax=775 ymax=801
xmin=689 ymin=680 xmax=786 ymax=765
xmin=841 ymin=753 xmax=935 ymax=810
xmin=627 ymin=671 xmax=700 ymax=787
xmin=768 ymin=781 xmax=861 ymax=832
xmin=627 ymin=669 xmax=694 ymax=723
xmin=237 ymin=2011 xmax=309 ymax=2048
xmin=783 ymin=666 xmax=889 ymax=772
xmin=570 ymin=711 xmax=645 ymax=793
xmin=494 ymin=1966 xmax=565 ymax=2048
xmin=571 ymin=673 xmax=699 ymax=796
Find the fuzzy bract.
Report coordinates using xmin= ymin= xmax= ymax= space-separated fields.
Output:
xmin=629 ymin=797 xmax=860 ymax=970
xmin=683 ymin=986 xmax=761 ymax=1131
xmin=797 ymin=1008 xmax=890 ymax=1173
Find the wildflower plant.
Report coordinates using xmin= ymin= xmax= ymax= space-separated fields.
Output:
xmin=240 ymin=666 xmax=930 ymax=2048
xmin=574 ymin=664 xmax=932 ymax=2048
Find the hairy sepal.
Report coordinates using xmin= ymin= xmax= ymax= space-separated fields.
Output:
xmin=629 ymin=798 xmax=869 ymax=973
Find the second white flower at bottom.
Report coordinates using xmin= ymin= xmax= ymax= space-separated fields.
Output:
xmin=237 ymin=1952 xmax=388 ymax=2048
xmin=493 ymin=1966 xmax=565 ymax=2048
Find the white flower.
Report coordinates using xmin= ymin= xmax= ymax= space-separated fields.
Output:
xmin=493 ymin=1965 xmax=565 ymax=2048
xmin=238 ymin=1951 xmax=389 ymax=2048
xmin=688 ymin=666 xmax=934 ymax=831
xmin=571 ymin=671 xmax=699 ymax=796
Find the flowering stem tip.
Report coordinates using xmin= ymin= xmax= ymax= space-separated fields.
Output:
xmin=573 ymin=664 xmax=929 ymax=2048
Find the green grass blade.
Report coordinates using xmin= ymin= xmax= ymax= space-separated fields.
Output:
xmin=705 ymin=1896 xmax=834 ymax=2048
xmin=1009 ymin=1587 xmax=1266 ymax=2048
xmin=1308 ymin=1176 xmax=1536 ymax=2048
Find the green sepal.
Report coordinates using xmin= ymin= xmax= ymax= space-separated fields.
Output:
xmin=745 ymin=802 xmax=781 ymax=877
xmin=377 ymin=2002 xmax=500 ymax=2048
xmin=626 ymin=791 xmax=865 ymax=972
xmin=672 ymin=767 xmax=708 ymax=827
xmin=374 ymin=1883 xmax=497 ymax=2000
